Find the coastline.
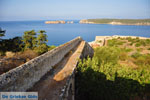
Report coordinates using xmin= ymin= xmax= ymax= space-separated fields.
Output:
xmin=80 ymin=19 xmax=150 ymax=26
xmin=80 ymin=22 xmax=150 ymax=26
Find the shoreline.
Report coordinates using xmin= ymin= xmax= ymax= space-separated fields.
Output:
xmin=80 ymin=23 xmax=150 ymax=26
xmin=80 ymin=19 xmax=150 ymax=26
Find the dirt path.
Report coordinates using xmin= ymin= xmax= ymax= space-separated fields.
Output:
xmin=28 ymin=41 xmax=85 ymax=100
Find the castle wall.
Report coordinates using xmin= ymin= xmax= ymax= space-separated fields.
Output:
xmin=60 ymin=41 xmax=94 ymax=100
xmin=0 ymin=37 xmax=82 ymax=91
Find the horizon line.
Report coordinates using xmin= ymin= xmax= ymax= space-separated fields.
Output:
xmin=0 ymin=18 xmax=150 ymax=22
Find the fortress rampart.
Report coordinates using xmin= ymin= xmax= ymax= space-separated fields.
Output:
xmin=0 ymin=37 xmax=83 ymax=91
xmin=0 ymin=37 xmax=94 ymax=100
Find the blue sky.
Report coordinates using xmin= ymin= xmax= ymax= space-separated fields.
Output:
xmin=0 ymin=0 xmax=150 ymax=21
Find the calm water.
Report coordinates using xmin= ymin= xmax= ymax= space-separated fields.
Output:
xmin=0 ymin=20 xmax=150 ymax=46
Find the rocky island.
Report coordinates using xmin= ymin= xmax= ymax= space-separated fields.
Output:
xmin=80 ymin=19 xmax=150 ymax=26
xmin=67 ymin=21 xmax=74 ymax=24
xmin=45 ymin=20 xmax=66 ymax=24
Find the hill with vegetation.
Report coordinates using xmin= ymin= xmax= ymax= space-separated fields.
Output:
xmin=75 ymin=37 xmax=150 ymax=100
xmin=79 ymin=19 xmax=150 ymax=25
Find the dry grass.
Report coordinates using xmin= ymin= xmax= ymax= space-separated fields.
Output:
xmin=0 ymin=49 xmax=38 ymax=75
xmin=16 ymin=49 xmax=38 ymax=60
xmin=5 ymin=52 xmax=15 ymax=58
xmin=119 ymin=58 xmax=138 ymax=69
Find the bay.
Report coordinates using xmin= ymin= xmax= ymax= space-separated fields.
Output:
xmin=0 ymin=20 xmax=150 ymax=46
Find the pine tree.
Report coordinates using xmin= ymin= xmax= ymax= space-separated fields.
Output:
xmin=22 ymin=30 xmax=37 ymax=49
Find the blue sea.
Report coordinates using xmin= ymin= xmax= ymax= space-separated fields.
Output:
xmin=0 ymin=20 xmax=150 ymax=46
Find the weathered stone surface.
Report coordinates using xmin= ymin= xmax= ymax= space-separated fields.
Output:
xmin=0 ymin=37 xmax=82 ymax=91
xmin=60 ymin=41 xmax=94 ymax=100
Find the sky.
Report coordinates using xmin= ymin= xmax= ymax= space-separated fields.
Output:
xmin=0 ymin=0 xmax=150 ymax=21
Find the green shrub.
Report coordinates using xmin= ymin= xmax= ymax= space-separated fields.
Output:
xmin=131 ymin=52 xmax=142 ymax=59
xmin=129 ymin=42 xmax=133 ymax=46
xmin=119 ymin=52 xmax=128 ymax=61
xmin=34 ymin=44 xmax=48 ymax=55
xmin=135 ymin=43 xmax=141 ymax=47
xmin=140 ymin=40 xmax=146 ymax=46
xmin=76 ymin=52 xmax=150 ymax=100
xmin=48 ymin=45 xmax=56 ymax=51
xmin=146 ymin=39 xmax=150 ymax=45
xmin=126 ymin=37 xmax=132 ymax=41
xmin=123 ymin=48 xmax=133 ymax=52
xmin=136 ymin=48 xmax=143 ymax=52
xmin=135 ymin=56 xmax=146 ymax=65
xmin=131 ymin=53 xmax=150 ymax=66
xmin=107 ymin=39 xmax=125 ymax=46
xmin=94 ymin=47 xmax=120 ymax=64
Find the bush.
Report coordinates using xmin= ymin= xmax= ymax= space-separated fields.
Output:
xmin=107 ymin=39 xmax=126 ymax=47
xmin=123 ymin=48 xmax=133 ymax=52
xmin=136 ymin=48 xmax=143 ymax=52
xmin=131 ymin=52 xmax=142 ymax=59
xmin=136 ymin=56 xmax=146 ymax=65
xmin=119 ymin=52 xmax=128 ymax=61
xmin=131 ymin=53 xmax=150 ymax=66
xmin=76 ymin=59 xmax=150 ymax=99
xmin=135 ymin=43 xmax=141 ymax=47
xmin=94 ymin=47 xmax=120 ymax=64
xmin=48 ymin=45 xmax=56 ymax=51
xmin=34 ymin=44 xmax=49 ymax=55
xmin=146 ymin=39 xmax=150 ymax=45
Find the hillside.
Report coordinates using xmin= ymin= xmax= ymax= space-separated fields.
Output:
xmin=79 ymin=19 xmax=150 ymax=25
xmin=76 ymin=36 xmax=150 ymax=100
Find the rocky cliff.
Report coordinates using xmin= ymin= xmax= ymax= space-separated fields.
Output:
xmin=45 ymin=20 xmax=66 ymax=24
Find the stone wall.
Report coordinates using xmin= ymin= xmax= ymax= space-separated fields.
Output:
xmin=95 ymin=35 xmax=150 ymax=41
xmin=0 ymin=37 xmax=82 ymax=91
xmin=60 ymin=41 xmax=94 ymax=100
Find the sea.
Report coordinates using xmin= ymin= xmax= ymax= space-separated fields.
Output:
xmin=0 ymin=20 xmax=150 ymax=46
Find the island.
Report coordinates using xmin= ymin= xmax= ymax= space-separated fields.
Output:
xmin=45 ymin=20 xmax=66 ymax=24
xmin=79 ymin=19 xmax=150 ymax=25
xmin=67 ymin=21 xmax=74 ymax=24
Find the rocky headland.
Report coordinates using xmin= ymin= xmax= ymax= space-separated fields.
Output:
xmin=80 ymin=19 xmax=150 ymax=26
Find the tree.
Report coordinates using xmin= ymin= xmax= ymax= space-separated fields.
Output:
xmin=22 ymin=30 xmax=37 ymax=49
xmin=37 ymin=30 xmax=48 ymax=45
xmin=0 ymin=27 xmax=5 ymax=39
xmin=34 ymin=30 xmax=48 ymax=54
